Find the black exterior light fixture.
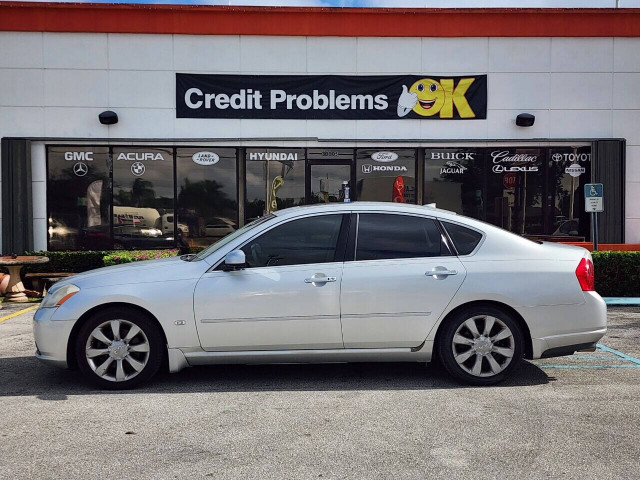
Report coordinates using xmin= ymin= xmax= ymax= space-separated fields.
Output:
xmin=516 ymin=113 xmax=535 ymax=127
xmin=99 ymin=110 xmax=118 ymax=125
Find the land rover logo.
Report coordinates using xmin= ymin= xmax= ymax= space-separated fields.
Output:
xmin=565 ymin=164 xmax=586 ymax=177
xmin=371 ymin=151 xmax=399 ymax=163
xmin=192 ymin=151 xmax=220 ymax=166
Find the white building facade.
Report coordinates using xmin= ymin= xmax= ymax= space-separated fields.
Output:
xmin=0 ymin=5 xmax=638 ymax=252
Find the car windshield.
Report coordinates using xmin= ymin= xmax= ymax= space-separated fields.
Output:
xmin=191 ymin=214 xmax=275 ymax=261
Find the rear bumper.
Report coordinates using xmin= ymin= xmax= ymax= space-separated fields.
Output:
xmin=518 ymin=291 xmax=607 ymax=359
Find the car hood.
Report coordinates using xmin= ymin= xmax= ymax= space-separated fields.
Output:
xmin=54 ymin=256 xmax=207 ymax=289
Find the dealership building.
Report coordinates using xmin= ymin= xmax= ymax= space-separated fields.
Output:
xmin=1 ymin=4 xmax=639 ymax=252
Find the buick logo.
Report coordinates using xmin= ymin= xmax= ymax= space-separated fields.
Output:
xmin=131 ymin=162 xmax=146 ymax=176
xmin=73 ymin=162 xmax=88 ymax=177
xmin=362 ymin=164 xmax=373 ymax=174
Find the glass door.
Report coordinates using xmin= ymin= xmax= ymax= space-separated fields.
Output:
xmin=306 ymin=149 xmax=355 ymax=204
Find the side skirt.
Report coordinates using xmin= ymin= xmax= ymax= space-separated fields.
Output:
xmin=180 ymin=343 xmax=433 ymax=367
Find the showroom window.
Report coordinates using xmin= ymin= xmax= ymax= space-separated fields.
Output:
xmin=245 ymin=148 xmax=306 ymax=222
xmin=485 ymin=147 xmax=546 ymax=236
xmin=112 ymin=147 xmax=175 ymax=250
xmin=176 ymin=148 xmax=238 ymax=249
xmin=241 ymin=214 xmax=344 ymax=268
xmin=547 ymin=146 xmax=592 ymax=241
xmin=355 ymin=214 xmax=450 ymax=261
xmin=46 ymin=146 xmax=111 ymax=251
xmin=424 ymin=148 xmax=485 ymax=219
xmin=356 ymin=149 xmax=417 ymax=203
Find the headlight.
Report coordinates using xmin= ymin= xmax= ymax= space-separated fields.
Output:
xmin=41 ymin=284 xmax=80 ymax=308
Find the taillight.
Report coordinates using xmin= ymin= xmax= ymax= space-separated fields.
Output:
xmin=575 ymin=257 xmax=595 ymax=291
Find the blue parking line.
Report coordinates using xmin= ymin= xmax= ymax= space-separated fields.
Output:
xmin=596 ymin=344 xmax=640 ymax=365
xmin=536 ymin=344 xmax=640 ymax=369
xmin=540 ymin=364 xmax=640 ymax=369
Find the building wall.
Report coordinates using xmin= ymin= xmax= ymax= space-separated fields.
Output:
xmin=1 ymin=32 xmax=640 ymax=250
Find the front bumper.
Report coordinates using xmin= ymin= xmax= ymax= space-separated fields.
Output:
xmin=33 ymin=307 xmax=75 ymax=369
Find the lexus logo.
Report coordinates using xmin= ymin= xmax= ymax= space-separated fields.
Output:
xmin=362 ymin=164 xmax=373 ymax=174
xmin=73 ymin=162 xmax=88 ymax=177
xmin=131 ymin=162 xmax=146 ymax=176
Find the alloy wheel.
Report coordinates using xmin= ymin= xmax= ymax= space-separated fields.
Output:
xmin=85 ymin=319 xmax=150 ymax=382
xmin=451 ymin=315 xmax=515 ymax=378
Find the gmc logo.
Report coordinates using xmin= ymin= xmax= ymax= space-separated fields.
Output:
xmin=64 ymin=152 xmax=93 ymax=161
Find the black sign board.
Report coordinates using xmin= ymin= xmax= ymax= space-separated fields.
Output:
xmin=176 ymin=73 xmax=487 ymax=120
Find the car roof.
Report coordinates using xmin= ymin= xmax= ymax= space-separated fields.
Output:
xmin=272 ymin=201 xmax=458 ymax=218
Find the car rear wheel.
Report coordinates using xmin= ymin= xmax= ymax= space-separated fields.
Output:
xmin=436 ymin=306 xmax=523 ymax=386
xmin=75 ymin=307 xmax=164 ymax=389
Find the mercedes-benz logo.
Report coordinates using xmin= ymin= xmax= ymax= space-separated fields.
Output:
xmin=73 ymin=162 xmax=88 ymax=177
xmin=362 ymin=164 xmax=372 ymax=174
xmin=131 ymin=162 xmax=145 ymax=176
xmin=552 ymin=153 xmax=563 ymax=162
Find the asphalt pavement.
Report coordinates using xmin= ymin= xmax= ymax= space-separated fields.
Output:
xmin=0 ymin=304 xmax=639 ymax=480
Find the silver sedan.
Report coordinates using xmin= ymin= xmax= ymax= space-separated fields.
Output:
xmin=33 ymin=202 xmax=606 ymax=389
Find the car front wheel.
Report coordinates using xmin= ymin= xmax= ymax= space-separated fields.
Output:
xmin=436 ymin=306 xmax=524 ymax=386
xmin=75 ymin=307 xmax=164 ymax=389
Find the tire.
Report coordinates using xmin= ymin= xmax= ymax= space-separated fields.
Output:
xmin=75 ymin=307 xmax=165 ymax=390
xmin=436 ymin=305 xmax=524 ymax=386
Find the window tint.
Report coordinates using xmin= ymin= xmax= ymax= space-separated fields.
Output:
xmin=356 ymin=214 xmax=448 ymax=261
xmin=442 ymin=222 xmax=483 ymax=255
xmin=242 ymin=215 xmax=343 ymax=268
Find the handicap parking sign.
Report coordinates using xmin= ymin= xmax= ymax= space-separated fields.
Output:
xmin=584 ymin=183 xmax=603 ymax=212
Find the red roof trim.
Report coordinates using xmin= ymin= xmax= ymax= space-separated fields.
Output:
xmin=1 ymin=3 xmax=640 ymax=37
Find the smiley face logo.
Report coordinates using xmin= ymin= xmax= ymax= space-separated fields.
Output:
xmin=409 ymin=79 xmax=445 ymax=117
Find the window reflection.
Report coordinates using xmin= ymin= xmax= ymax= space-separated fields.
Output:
xmin=47 ymin=147 xmax=111 ymax=251
xmin=356 ymin=149 xmax=416 ymax=203
xmin=485 ymin=148 xmax=545 ymax=235
xmin=310 ymin=164 xmax=351 ymax=203
xmin=112 ymin=147 xmax=175 ymax=249
xmin=547 ymin=146 xmax=591 ymax=240
xmin=245 ymin=149 xmax=305 ymax=222
xmin=424 ymin=148 xmax=484 ymax=219
xmin=176 ymin=148 xmax=238 ymax=249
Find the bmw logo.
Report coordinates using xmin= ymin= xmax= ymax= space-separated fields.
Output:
xmin=131 ymin=162 xmax=146 ymax=176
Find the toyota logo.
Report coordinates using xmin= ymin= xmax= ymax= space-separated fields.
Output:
xmin=73 ymin=162 xmax=88 ymax=177
xmin=362 ymin=164 xmax=373 ymax=174
xmin=131 ymin=162 xmax=146 ymax=176
xmin=552 ymin=153 xmax=563 ymax=162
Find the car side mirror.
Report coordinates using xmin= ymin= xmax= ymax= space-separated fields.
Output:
xmin=222 ymin=250 xmax=246 ymax=271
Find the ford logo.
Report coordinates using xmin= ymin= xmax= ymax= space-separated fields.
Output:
xmin=371 ymin=151 xmax=398 ymax=163
xmin=192 ymin=151 xmax=220 ymax=166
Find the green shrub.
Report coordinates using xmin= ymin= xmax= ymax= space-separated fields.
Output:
xmin=23 ymin=250 xmax=112 ymax=273
xmin=20 ymin=249 xmax=180 ymax=273
xmin=103 ymin=249 xmax=179 ymax=266
xmin=592 ymin=251 xmax=640 ymax=297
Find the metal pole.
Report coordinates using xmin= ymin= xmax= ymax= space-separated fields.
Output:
xmin=592 ymin=212 xmax=599 ymax=251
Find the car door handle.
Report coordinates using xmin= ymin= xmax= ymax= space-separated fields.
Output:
xmin=426 ymin=268 xmax=458 ymax=278
xmin=304 ymin=274 xmax=337 ymax=285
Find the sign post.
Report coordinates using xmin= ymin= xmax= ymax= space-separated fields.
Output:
xmin=584 ymin=183 xmax=604 ymax=251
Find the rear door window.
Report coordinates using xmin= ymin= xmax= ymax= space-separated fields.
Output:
xmin=441 ymin=222 xmax=483 ymax=255
xmin=355 ymin=214 xmax=450 ymax=261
